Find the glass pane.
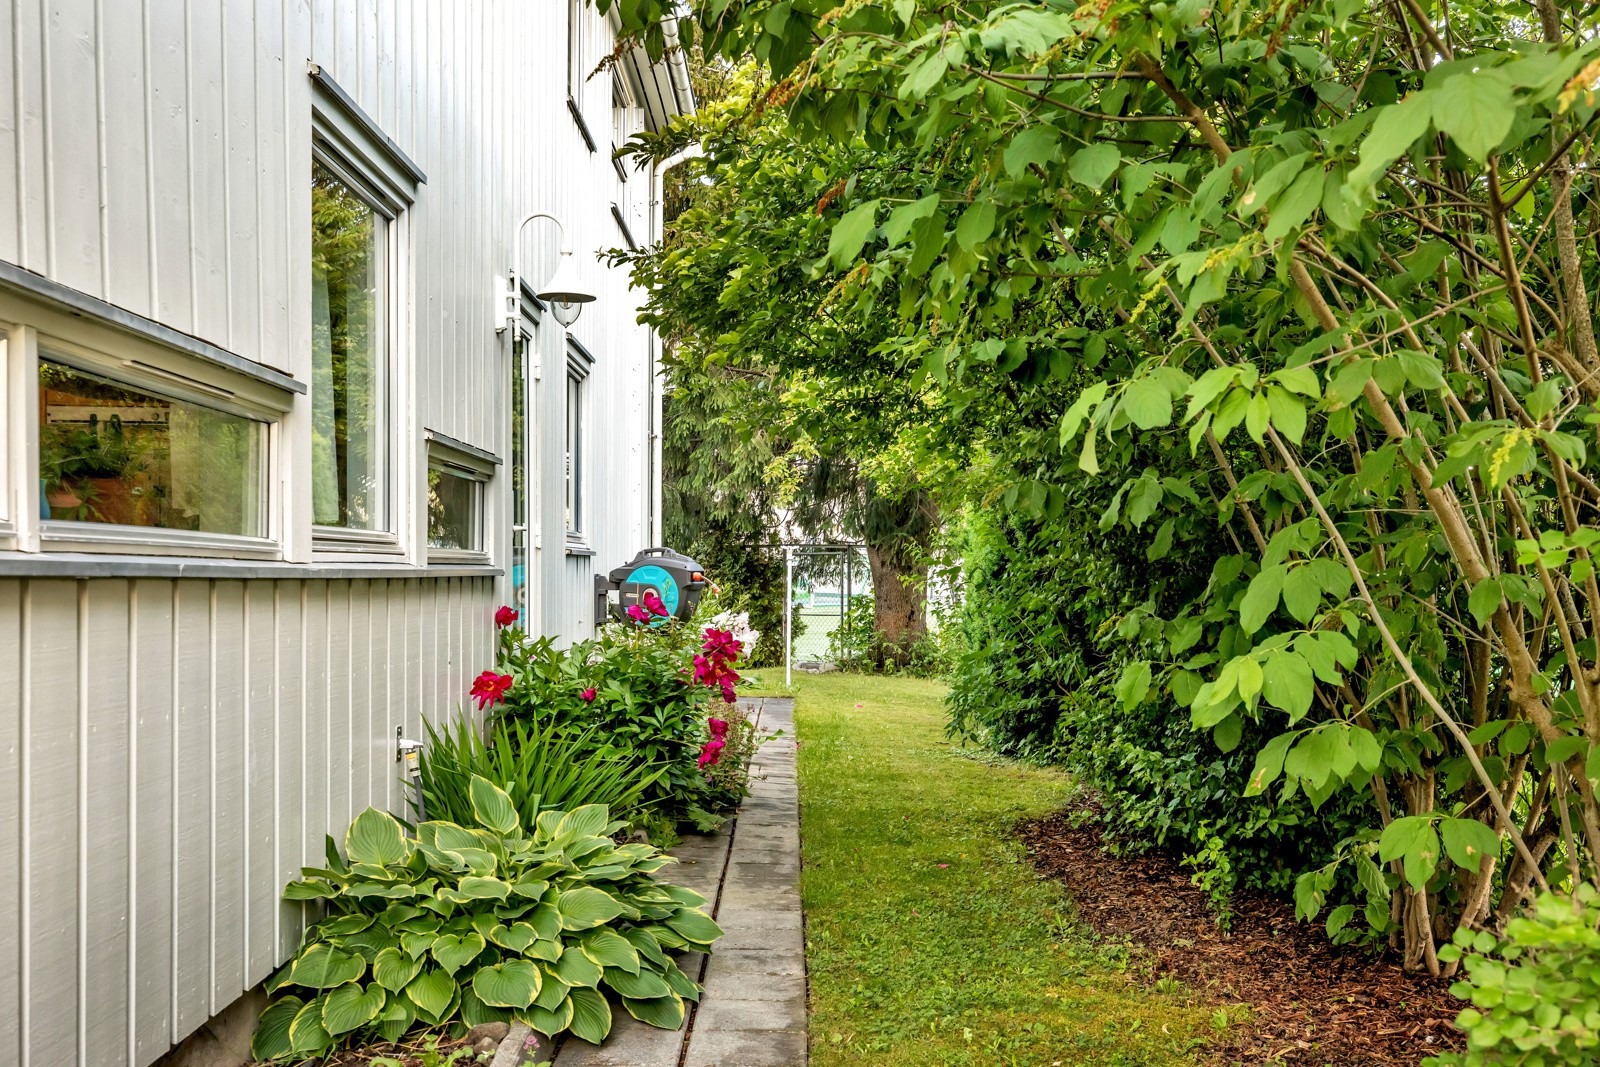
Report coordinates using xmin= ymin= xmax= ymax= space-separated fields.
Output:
xmin=311 ymin=162 xmax=387 ymax=531
xmin=37 ymin=358 xmax=265 ymax=537
xmin=426 ymin=467 xmax=480 ymax=551
xmin=566 ymin=375 xmax=582 ymax=533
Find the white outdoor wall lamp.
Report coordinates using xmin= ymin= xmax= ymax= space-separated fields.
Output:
xmin=499 ymin=211 xmax=597 ymax=332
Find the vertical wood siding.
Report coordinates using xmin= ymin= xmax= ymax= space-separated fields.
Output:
xmin=0 ymin=0 xmax=666 ymax=1061
xmin=0 ymin=575 xmax=494 ymax=1065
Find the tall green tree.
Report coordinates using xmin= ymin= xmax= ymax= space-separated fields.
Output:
xmin=610 ymin=0 xmax=1600 ymax=972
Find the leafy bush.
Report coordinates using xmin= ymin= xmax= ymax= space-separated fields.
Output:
xmin=699 ymin=706 xmax=765 ymax=811
xmin=1429 ymin=888 xmax=1600 ymax=1066
xmin=481 ymin=611 xmax=750 ymax=830
xmin=413 ymin=715 xmax=662 ymax=829
xmin=251 ymin=777 xmax=722 ymax=1061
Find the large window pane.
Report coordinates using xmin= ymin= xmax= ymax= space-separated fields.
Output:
xmin=37 ymin=358 xmax=264 ymax=537
xmin=311 ymin=162 xmax=387 ymax=531
xmin=566 ymin=373 xmax=583 ymax=535
xmin=427 ymin=467 xmax=481 ymax=552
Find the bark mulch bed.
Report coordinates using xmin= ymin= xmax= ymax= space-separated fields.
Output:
xmin=1021 ymin=810 xmax=1466 ymax=1067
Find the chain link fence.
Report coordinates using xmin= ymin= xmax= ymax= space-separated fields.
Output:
xmin=785 ymin=544 xmax=871 ymax=678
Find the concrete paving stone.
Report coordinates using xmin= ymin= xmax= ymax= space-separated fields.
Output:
xmin=693 ymin=992 xmax=808 ymax=1034
xmin=717 ymin=882 xmax=800 ymax=915
xmin=732 ymin=825 xmax=799 ymax=852
xmin=716 ymin=914 xmax=805 ymax=952
xmin=699 ymin=969 xmax=806 ymax=1004
xmin=724 ymin=852 xmax=800 ymax=877
xmin=682 ymin=1028 xmax=807 ymax=1067
xmin=553 ymin=1014 xmax=688 ymax=1066
xmin=700 ymin=947 xmax=805 ymax=978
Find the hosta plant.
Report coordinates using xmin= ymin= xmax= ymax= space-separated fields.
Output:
xmin=250 ymin=777 xmax=722 ymax=1061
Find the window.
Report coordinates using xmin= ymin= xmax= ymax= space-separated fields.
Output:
xmin=0 ymin=327 xmax=10 ymax=536
xmin=424 ymin=431 xmax=496 ymax=563
xmin=426 ymin=467 xmax=482 ymax=553
xmin=311 ymin=161 xmax=389 ymax=535
xmin=567 ymin=0 xmax=596 ymax=149
xmin=565 ymin=369 xmax=585 ymax=539
xmin=37 ymin=357 xmax=266 ymax=537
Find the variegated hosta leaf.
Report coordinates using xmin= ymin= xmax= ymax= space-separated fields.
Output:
xmin=322 ymin=983 xmax=387 ymax=1035
xmin=622 ymin=992 xmax=685 ymax=1030
xmin=566 ymin=986 xmax=613 ymax=1044
xmin=344 ymin=809 xmax=409 ymax=867
xmin=472 ymin=959 xmax=543 ymax=1009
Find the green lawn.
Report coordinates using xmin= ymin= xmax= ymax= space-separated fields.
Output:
xmin=744 ymin=671 xmax=1213 ymax=1067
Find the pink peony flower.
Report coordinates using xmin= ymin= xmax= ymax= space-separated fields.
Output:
xmin=626 ymin=603 xmax=652 ymax=624
xmin=708 ymin=717 xmax=729 ymax=739
xmin=470 ymin=670 xmax=514 ymax=710
xmin=702 ymin=628 xmax=743 ymax=661
xmin=719 ymin=676 xmax=738 ymax=703
xmin=494 ymin=605 xmax=519 ymax=628
xmin=580 ymin=687 xmax=597 ymax=702
xmin=643 ymin=589 xmax=670 ymax=617
xmin=697 ymin=738 xmax=726 ymax=769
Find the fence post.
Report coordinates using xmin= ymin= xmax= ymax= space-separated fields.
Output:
xmin=784 ymin=544 xmax=794 ymax=688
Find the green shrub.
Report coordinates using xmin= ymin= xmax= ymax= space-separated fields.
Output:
xmin=252 ymin=777 xmax=722 ymax=1061
xmin=1428 ymin=888 xmax=1600 ymax=1067
xmin=700 ymin=705 xmax=765 ymax=811
xmin=413 ymin=715 xmax=663 ymax=829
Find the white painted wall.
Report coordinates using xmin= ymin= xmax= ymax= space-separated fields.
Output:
xmin=0 ymin=0 xmax=683 ymax=1062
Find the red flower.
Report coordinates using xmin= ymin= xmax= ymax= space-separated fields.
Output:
xmin=494 ymin=605 xmax=519 ymax=628
xmin=708 ymin=717 xmax=729 ymax=740
xmin=693 ymin=654 xmax=718 ymax=685
xmin=579 ymin=687 xmax=597 ymax=703
xmin=719 ymin=676 xmax=738 ymax=704
xmin=702 ymin=628 xmax=742 ymax=661
xmin=470 ymin=671 xmax=514 ymax=710
xmin=643 ymin=589 xmax=670 ymax=617
xmin=697 ymin=738 xmax=726 ymax=769
xmin=626 ymin=604 xmax=652 ymax=624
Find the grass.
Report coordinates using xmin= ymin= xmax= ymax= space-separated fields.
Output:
xmin=742 ymin=670 xmax=1214 ymax=1067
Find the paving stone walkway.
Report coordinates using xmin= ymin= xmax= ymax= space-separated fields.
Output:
xmin=552 ymin=696 xmax=807 ymax=1067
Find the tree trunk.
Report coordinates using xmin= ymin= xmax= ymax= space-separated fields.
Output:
xmin=866 ymin=543 xmax=926 ymax=666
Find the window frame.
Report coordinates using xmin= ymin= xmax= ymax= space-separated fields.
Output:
xmin=307 ymin=66 xmax=423 ymax=559
xmin=423 ymin=430 xmax=497 ymax=564
xmin=308 ymin=150 xmax=400 ymax=553
xmin=567 ymin=0 xmax=597 ymax=151
xmin=564 ymin=344 xmax=594 ymax=549
xmin=0 ymin=289 xmax=298 ymax=560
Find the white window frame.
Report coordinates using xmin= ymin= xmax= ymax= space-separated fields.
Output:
xmin=567 ymin=0 xmax=597 ymax=151
xmin=424 ymin=430 xmax=496 ymax=564
xmin=565 ymin=344 xmax=594 ymax=550
xmin=308 ymin=65 xmax=423 ymax=560
xmin=0 ymin=290 xmax=297 ymax=560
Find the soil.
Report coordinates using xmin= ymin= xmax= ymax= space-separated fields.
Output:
xmin=1019 ymin=810 xmax=1467 ymax=1067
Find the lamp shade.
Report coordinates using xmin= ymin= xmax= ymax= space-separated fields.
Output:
xmin=537 ymin=252 xmax=596 ymax=325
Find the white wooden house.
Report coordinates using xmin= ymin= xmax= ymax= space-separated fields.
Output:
xmin=0 ymin=2 xmax=691 ymax=1063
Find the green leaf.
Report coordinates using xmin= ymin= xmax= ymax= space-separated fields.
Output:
xmin=404 ymin=969 xmax=458 ymax=1024
xmin=372 ymin=947 xmax=423 ymax=992
xmin=1468 ymin=577 xmax=1502 ymax=627
xmin=487 ymin=922 xmax=540 ymax=953
xmin=555 ymin=887 xmax=627 ymax=931
xmin=1067 ymin=143 xmax=1121 ymax=190
xmin=664 ymin=907 xmax=724 ymax=946
xmin=604 ymin=965 xmax=673 ymax=1000
xmin=1245 ymin=733 xmax=1295 ymax=796
xmin=1263 ymin=165 xmax=1324 ymax=242
xmin=622 ymin=993 xmax=686 ymax=1030
xmin=469 ymin=775 xmax=521 ymax=836
xmin=1265 ymin=385 xmax=1307 ymax=445
xmin=1115 ymin=660 xmax=1152 ymax=711
xmin=473 ymin=959 xmax=543 ymax=1009
xmin=458 ymin=876 xmax=511 ymax=901
xmin=567 ymin=986 xmax=614 ymax=1044
xmin=1261 ymin=650 xmax=1315 ymax=722
xmin=523 ymin=996 xmax=576 ymax=1037
xmin=288 ymin=996 xmax=333 ymax=1055
xmin=554 ymin=945 xmax=604 ymax=988
xmin=1351 ymin=94 xmax=1433 ymax=188
xmin=1379 ymin=816 xmax=1441 ymax=891
xmin=291 ymin=944 xmax=366 ymax=990
xmin=580 ymin=929 xmax=641 ymax=974
xmin=882 ymin=194 xmax=940 ymax=247
xmin=431 ymin=932 xmax=485 ymax=975
xmin=251 ymin=996 xmax=304 ymax=1061
xmin=827 ymin=200 xmax=879 ymax=269
xmin=954 ymin=200 xmax=996 ymax=252
xmin=374 ymin=995 xmax=416 ymax=1043
xmin=1440 ymin=818 xmax=1500 ymax=870
xmin=322 ymin=982 xmax=387 ymax=1036
xmin=1004 ymin=127 xmax=1060 ymax=177
xmin=555 ymin=804 xmax=612 ymax=840
xmin=345 ymin=808 xmax=409 ymax=867
xmin=1123 ymin=378 xmax=1172 ymax=430
xmin=1431 ymin=71 xmax=1515 ymax=162
xmin=1240 ymin=565 xmax=1286 ymax=634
